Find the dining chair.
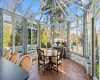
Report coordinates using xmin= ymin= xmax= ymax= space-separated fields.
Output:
xmin=19 ymin=55 xmax=32 ymax=72
xmin=37 ymin=49 xmax=49 ymax=72
xmin=51 ymin=49 xmax=63 ymax=73
xmin=3 ymin=50 xmax=11 ymax=59
xmin=9 ymin=52 xmax=19 ymax=64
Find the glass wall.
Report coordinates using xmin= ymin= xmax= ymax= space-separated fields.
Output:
xmin=3 ymin=22 xmax=13 ymax=52
xmin=2 ymin=10 xmax=37 ymax=55
xmin=27 ymin=23 xmax=37 ymax=52
xmin=70 ymin=20 xmax=83 ymax=55
xmin=94 ymin=16 xmax=100 ymax=79
xmin=41 ymin=25 xmax=47 ymax=48
xmin=32 ymin=29 xmax=37 ymax=44
xmin=70 ymin=28 xmax=77 ymax=52
xmin=77 ymin=24 xmax=83 ymax=54
xmin=54 ymin=25 xmax=67 ymax=47
xmin=40 ymin=24 xmax=52 ymax=49
xmin=28 ymin=28 xmax=31 ymax=45
xmin=47 ymin=26 xmax=52 ymax=48
xmin=3 ymin=12 xmax=25 ymax=55
xmin=15 ymin=18 xmax=23 ymax=53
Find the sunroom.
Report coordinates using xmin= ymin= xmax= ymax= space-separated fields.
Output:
xmin=0 ymin=0 xmax=99 ymax=80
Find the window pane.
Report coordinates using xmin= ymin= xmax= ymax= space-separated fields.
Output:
xmin=28 ymin=28 xmax=31 ymax=45
xmin=54 ymin=29 xmax=66 ymax=47
xmin=41 ymin=25 xmax=46 ymax=48
xmin=70 ymin=21 xmax=77 ymax=28
xmin=15 ymin=19 xmax=23 ymax=53
xmin=70 ymin=28 xmax=77 ymax=52
xmin=32 ymin=29 xmax=37 ymax=44
xmin=3 ymin=14 xmax=11 ymax=22
xmin=3 ymin=23 xmax=13 ymax=52
xmin=77 ymin=25 xmax=83 ymax=54
xmin=95 ymin=17 xmax=99 ymax=79
xmin=47 ymin=26 xmax=52 ymax=48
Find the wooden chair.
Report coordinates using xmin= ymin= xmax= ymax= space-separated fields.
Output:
xmin=37 ymin=49 xmax=49 ymax=72
xmin=9 ymin=52 xmax=19 ymax=64
xmin=19 ymin=55 xmax=32 ymax=72
xmin=51 ymin=49 xmax=63 ymax=73
xmin=3 ymin=50 xmax=11 ymax=59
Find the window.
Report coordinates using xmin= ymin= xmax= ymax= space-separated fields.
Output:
xmin=3 ymin=23 xmax=13 ymax=52
xmin=70 ymin=21 xmax=77 ymax=28
xmin=70 ymin=20 xmax=83 ymax=55
xmin=28 ymin=28 xmax=31 ymax=45
xmin=32 ymin=29 xmax=37 ymax=44
xmin=95 ymin=16 xmax=100 ymax=79
xmin=15 ymin=19 xmax=23 ymax=53
xmin=41 ymin=25 xmax=47 ymax=48
xmin=54 ymin=25 xmax=67 ymax=47
xmin=3 ymin=14 xmax=11 ymax=22
xmin=40 ymin=24 xmax=52 ymax=48
xmin=70 ymin=28 xmax=77 ymax=52
xmin=27 ymin=23 xmax=37 ymax=52
xmin=47 ymin=26 xmax=52 ymax=48
xmin=77 ymin=25 xmax=83 ymax=54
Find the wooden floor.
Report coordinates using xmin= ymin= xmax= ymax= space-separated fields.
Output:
xmin=28 ymin=59 xmax=92 ymax=80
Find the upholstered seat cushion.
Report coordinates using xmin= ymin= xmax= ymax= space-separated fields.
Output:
xmin=51 ymin=58 xmax=62 ymax=64
xmin=39 ymin=59 xmax=49 ymax=64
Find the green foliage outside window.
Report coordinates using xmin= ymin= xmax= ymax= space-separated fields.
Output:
xmin=32 ymin=30 xmax=37 ymax=44
xmin=15 ymin=25 xmax=22 ymax=46
xmin=71 ymin=41 xmax=76 ymax=50
xmin=28 ymin=29 xmax=31 ymax=45
xmin=15 ymin=32 xmax=22 ymax=46
xmin=95 ymin=32 xmax=99 ymax=79
xmin=96 ymin=63 xmax=99 ymax=78
xmin=78 ymin=35 xmax=82 ymax=46
xmin=47 ymin=42 xmax=51 ymax=48
xmin=41 ymin=27 xmax=46 ymax=48
xmin=3 ymin=23 xmax=12 ymax=48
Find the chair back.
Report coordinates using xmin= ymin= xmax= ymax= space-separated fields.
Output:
xmin=37 ymin=49 xmax=44 ymax=60
xmin=53 ymin=49 xmax=63 ymax=61
xmin=58 ymin=48 xmax=64 ymax=60
xmin=19 ymin=55 xmax=32 ymax=72
xmin=9 ymin=52 xmax=19 ymax=64
xmin=3 ymin=50 xmax=11 ymax=59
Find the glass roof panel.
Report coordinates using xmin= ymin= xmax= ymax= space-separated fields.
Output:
xmin=0 ymin=0 xmax=14 ymax=11
xmin=30 ymin=0 xmax=41 ymax=13
xmin=68 ymin=3 xmax=84 ymax=16
xmin=65 ymin=8 xmax=76 ymax=21
xmin=15 ymin=0 xmax=33 ymax=15
xmin=0 ymin=0 xmax=92 ymax=23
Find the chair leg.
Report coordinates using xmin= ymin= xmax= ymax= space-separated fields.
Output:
xmin=43 ymin=64 xmax=45 ymax=75
xmin=57 ymin=64 xmax=58 ymax=74
xmin=51 ymin=63 xmax=53 ymax=70
xmin=38 ymin=64 xmax=40 ymax=72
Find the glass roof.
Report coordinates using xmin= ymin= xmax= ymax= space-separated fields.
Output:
xmin=0 ymin=0 xmax=92 ymax=23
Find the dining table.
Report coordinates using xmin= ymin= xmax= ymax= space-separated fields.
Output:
xmin=43 ymin=49 xmax=59 ymax=70
xmin=0 ymin=56 xmax=29 ymax=80
xmin=44 ymin=49 xmax=58 ymax=57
